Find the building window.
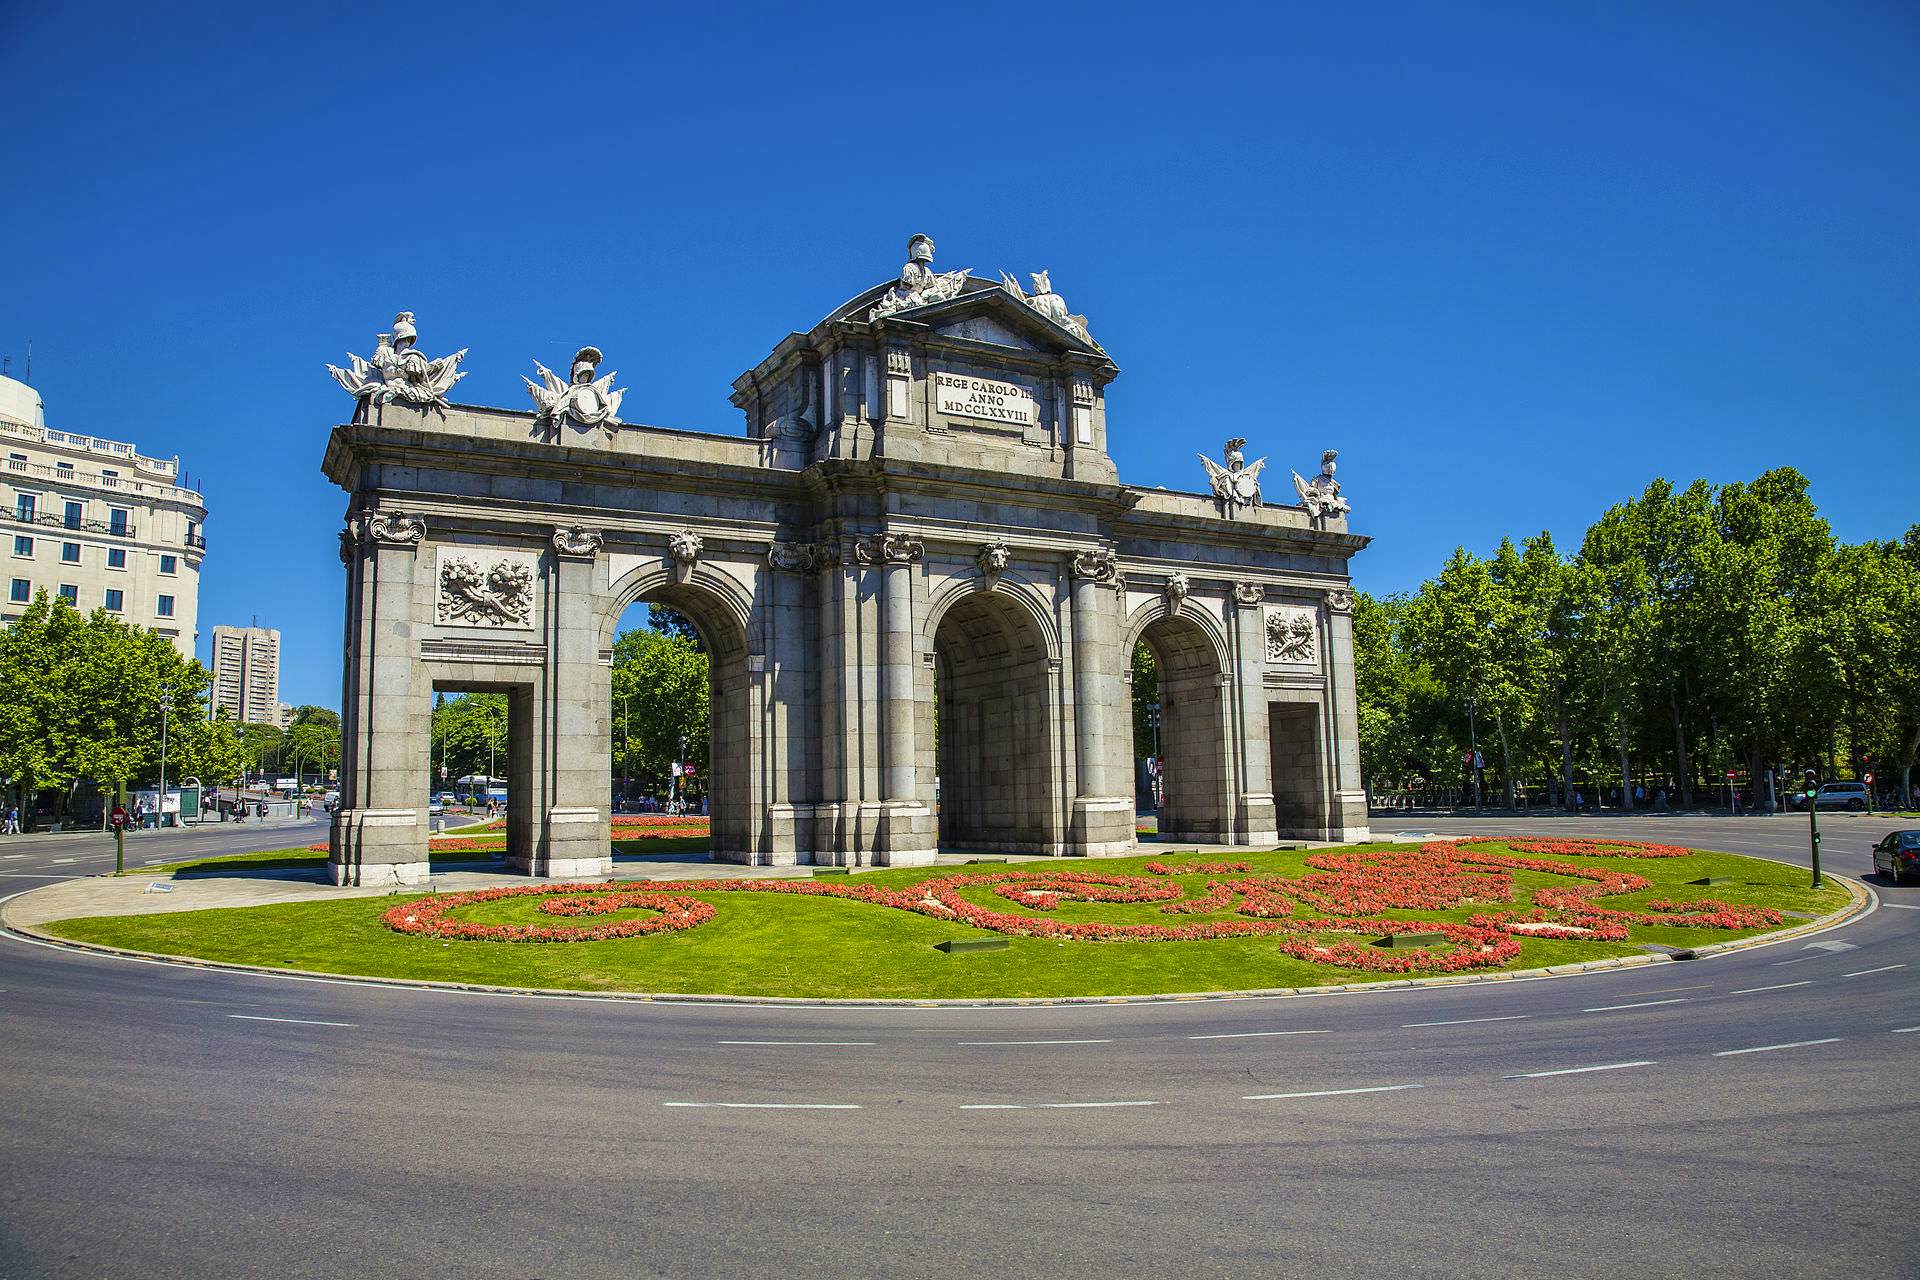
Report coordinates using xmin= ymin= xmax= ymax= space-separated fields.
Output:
xmin=15 ymin=494 xmax=35 ymax=521
xmin=57 ymin=584 xmax=77 ymax=605
xmin=156 ymin=594 xmax=174 ymax=618
xmin=185 ymin=519 xmax=199 ymax=547
xmin=104 ymin=588 xmax=123 ymax=613
xmin=63 ymin=500 xmax=83 ymax=529
xmin=6 ymin=452 xmax=24 ymax=466
xmin=159 ymin=554 xmax=176 ymax=575
xmin=60 ymin=542 xmax=80 ymax=564
xmin=56 ymin=461 xmax=73 ymax=474
xmin=109 ymin=508 xmax=129 ymax=535
xmin=8 ymin=579 xmax=27 ymax=604
xmin=11 ymin=536 xmax=30 ymax=557
xmin=107 ymin=548 xmax=126 ymax=569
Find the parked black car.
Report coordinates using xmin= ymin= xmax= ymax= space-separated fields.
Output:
xmin=1871 ymin=830 xmax=1920 ymax=886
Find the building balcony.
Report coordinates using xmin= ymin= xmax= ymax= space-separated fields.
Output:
xmin=186 ymin=531 xmax=207 ymax=550
xmin=2 ymin=507 xmax=136 ymax=538
xmin=1 ymin=448 xmax=203 ymax=507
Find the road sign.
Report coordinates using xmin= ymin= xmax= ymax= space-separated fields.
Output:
xmin=1725 ymin=769 xmax=1736 ymax=780
xmin=1865 ymin=772 xmax=1874 ymax=784
xmin=108 ymin=805 xmax=128 ymax=831
xmin=1472 ymin=751 xmax=1484 ymax=770
xmin=682 ymin=763 xmax=696 ymax=778
xmin=1462 ymin=751 xmax=1473 ymax=766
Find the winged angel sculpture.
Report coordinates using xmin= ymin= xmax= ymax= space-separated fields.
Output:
xmin=1200 ymin=438 xmax=1266 ymax=512
xmin=525 ymin=346 xmax=625 ymax=434
xmin=326 ymin=312 xmax=467 ymax=419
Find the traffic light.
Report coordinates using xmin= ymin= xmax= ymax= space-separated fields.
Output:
xmin=1803 ymin=768 xmax=1818 ymax=800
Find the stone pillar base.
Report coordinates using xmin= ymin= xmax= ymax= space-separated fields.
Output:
xmin=1233 ymin=793 xmax=1279 ymax=846
xmin=1331 ymin=790 xmax=1370 ymax=842
xmin=520 ymin=806 xmax=609 ymax=879
xmin=1068 ymin=796 xmax=1136 ymax=857
xmin=327 ymin=807 xmax=428 ymax=886
xmin=510 ymin=855 xmax=614 ymax=879
xmin=326 ymin=859 xmax=432 ymax=887
xmin=809 ymin=802 xmax=936 ymax=866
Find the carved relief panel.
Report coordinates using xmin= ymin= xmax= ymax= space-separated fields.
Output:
xmin=1263 ymin=604 xmax=1319 ymax=666
xmin=435 ymin=547 xmax=539 ymax=630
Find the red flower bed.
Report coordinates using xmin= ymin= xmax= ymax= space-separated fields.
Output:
xmin=378 ymin=836 xmax=1783 ymax=972
xmin=385 ymin=883 xmax=715 ymax=943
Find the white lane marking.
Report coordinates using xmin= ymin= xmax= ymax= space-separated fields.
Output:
xmin=227 ymin=1014 xmax=355 ymax=1027
xmin=1730 ymin=981 xmax=1813 ymax=995
xmin=1770 ymin=957 xmax=1814 ymax=965
xmin=1582 ymin=998 xmax=1689 ymax=1013
xmin=1892 ymin=1027 xmax=1920 ymax=1034
xmin=50 ymin=858 xmax=77 ymax=865
xmin=1187 ymin=1029 xmax=1331 ymax=1040
xmin=957 ymin=1038 xmax=1113 ymax=1046
xmin=663 ymin=1102 xmax=860 ymax=1110
xmin=1504 ymin=1060 xmax=1655 ymax=1079
xmin=1402 ymin=1015 xmax=1530 ymax=1028
xmin=715 ymin=1040 xmax=875 ymax=1047
xmin=1882 ymin=902 xmax=1920 ymax=910
xmin=959 ymin=1100 xmax=1161 ymax=1110
xmin=1843 ymin=964 xmax=1906 ymax=978
xmin=1714 ymin=1038 xmax=1841 ymax=1057
xmin=1 ymin=854 xmax=23 ymax=859
xmin=1243 ymin=1084 xmax=1423 ymax=1100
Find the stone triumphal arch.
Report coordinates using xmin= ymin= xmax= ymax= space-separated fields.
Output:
xmin=322 ymin=238 xmax=1369 ymax=885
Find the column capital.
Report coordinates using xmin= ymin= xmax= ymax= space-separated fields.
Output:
xmin=853 ymin=533 xmax=923 ymax=565
xmin=551 ymin=524 xmax=604 ymax=558
xmin=361 ymin=509 xmax=425 ymax=547
xmin=1069 ymin=548 xmax=1118 ymax=583
xmin=767 ymin=540 xmax=829 ymax=573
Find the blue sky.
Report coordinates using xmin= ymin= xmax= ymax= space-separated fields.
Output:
xmin=3 ymin=1 xmax=1914 ymax=707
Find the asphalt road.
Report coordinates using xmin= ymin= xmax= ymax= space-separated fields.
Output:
xmin=1 ymin=815 xmax=1915 ymax=1278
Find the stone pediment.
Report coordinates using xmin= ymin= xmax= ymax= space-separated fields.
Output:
xmin=827 ymin=277 xmax=1107 ymax=360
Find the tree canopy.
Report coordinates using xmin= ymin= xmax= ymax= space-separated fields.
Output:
xmin=0 ymin=592 xmax=248 ymax=820
xmin=1353 ymin=468 xmax=1920 ymax=808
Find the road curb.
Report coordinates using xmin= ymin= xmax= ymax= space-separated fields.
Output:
xmin=0 ymin=869 xmax=1874 ymax=1010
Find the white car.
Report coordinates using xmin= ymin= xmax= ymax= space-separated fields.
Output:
xmin=1791 ymin=781 xmax=1869 ymax=812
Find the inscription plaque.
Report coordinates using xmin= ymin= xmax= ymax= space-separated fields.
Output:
xmin=933 ymin=371 xmax=1036 ymax=427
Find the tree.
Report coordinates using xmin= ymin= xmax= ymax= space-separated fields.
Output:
xmin=431 ymin=694 xmax=509 ymax=787
xmin=0 ymin=591 xmax=219 ymax=824
xmin=238 ymin=722 xmax=284 ymax=779
xmin=283 ymin=706 xmax=341 ymax=785
xmin=610 ymin=628 xmax=709 ymax=799
xmin=646 ymin=604 xmax=704 ymax=649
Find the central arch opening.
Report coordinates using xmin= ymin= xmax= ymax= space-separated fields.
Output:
xmin=932 ymin=590 xmax=1060 ymax=854
xmin=610 ymin=582 xmax=751 ymax=862
xmin=1134 ymin=612 xmax=1230 ymax=842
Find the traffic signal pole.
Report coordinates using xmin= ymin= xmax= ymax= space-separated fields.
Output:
xmin=1804 ymin=770 xmax=1822 ymax=889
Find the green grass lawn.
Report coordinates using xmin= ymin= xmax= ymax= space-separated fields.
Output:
xmin=50 ymin=841 xmax=1850 ymax=999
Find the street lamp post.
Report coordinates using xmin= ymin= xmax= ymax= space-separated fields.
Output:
xmin=622 ymin=693 xmax=631 ymax=808
xmin=157 ymin=682 xmax=173 ymax=830
xmin=1804 ymin=768 xmax=1823 ymax=889
xmin=1467 ymin=695 xmax=1482 ymax=809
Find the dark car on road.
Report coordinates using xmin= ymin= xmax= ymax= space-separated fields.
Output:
xmin=1871 ymin=830 xmax=1920 ymax=885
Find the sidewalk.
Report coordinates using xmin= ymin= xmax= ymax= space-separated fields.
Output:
xmin=0 ymin=816 xmax=317 ymax=848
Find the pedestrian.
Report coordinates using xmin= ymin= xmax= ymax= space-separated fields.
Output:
xmin=4 ymin=805 xmax=16 ymax=835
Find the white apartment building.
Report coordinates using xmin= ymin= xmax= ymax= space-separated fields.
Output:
xmin=0 ymin=373 xmax=206 ymax=658
xmin=210 ymin=625 xmax=281 ymax=725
